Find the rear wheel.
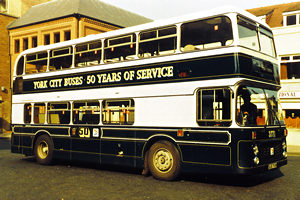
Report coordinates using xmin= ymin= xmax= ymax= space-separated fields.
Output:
xmin=34 ymin=135 xmax=54 ymax=165
xmin=148 ymin=140 xmax=181 ymax=181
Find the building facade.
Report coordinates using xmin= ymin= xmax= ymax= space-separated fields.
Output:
xmin=0 ymin=0 xmax=50 ymax=17
xmin=1 ymin=0 xmax=151 ymax=133
xmin=0 ymin=13 xmax=17 ymax=133
xmin=248 ymin=1 xmax=300 ymax=128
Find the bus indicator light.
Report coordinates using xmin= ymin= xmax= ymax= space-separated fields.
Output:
xmin=214 ymin=25 xmax=219 ymax=31
xmin=177 ymin=130 xmax=184 ymax=137
xmin=252 ymin=131 xmax=257 ymax=140
xmin=179 ymin=72 xmax=187 ymax=78
xmin=72 ymin=128 xmax=76 ymax=136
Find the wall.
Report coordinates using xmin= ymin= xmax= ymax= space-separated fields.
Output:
xmin=0 ymin=13 xmax=17 ymax=132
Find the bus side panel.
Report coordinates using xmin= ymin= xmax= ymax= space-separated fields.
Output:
xmin=179 ymin=144 xmax=231 ymax=166
xmin=71 ymin=138 xmax=100 ymax=164
xmin=52 ymin=137 xmax=71 ymax=162
xmin=11 ymin=126 xmax=34 ymax=156
xmin=101 ymin=128 xmax=137 ymax=167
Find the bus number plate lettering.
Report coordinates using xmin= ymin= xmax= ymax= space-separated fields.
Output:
xmin=268 ymin=162 xmax=277 ymax=170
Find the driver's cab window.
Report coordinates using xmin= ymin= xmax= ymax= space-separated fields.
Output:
xmin=237 ymin=87 xmax=258 ymax=126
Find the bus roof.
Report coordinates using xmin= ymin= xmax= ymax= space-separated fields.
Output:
xmin=18 ymin=6 xmax=269 ymax=57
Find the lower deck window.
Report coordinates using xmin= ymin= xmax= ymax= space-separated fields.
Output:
xmin=34 ymin=103 xmax=46 ymax=124
xmin=24 ymin=104 xmax=32 ymax=123
xmin=102 ymin=99 xmax=134 ymax=125
xmin=197 ymin=88 xmax=232 ymax=126
xmin=73 ymin=101 xmax=100 ymax=124
xmin=48 ymin=103 xmax=70 ymax=124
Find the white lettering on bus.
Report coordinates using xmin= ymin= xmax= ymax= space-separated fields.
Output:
xmin=33 ymin=80 xmax=48 ymax=89
xmin=136 ymin=66 xmax=173 ymax=80
xmin=97 ymin=72 xmax=122 ymax=83
xmin=123 ymin=71 xmax=135 ymax=81
xmin=64 ymin=76 xmax=83 ymax=87
xmin=49 ymin=79 xmax=63 ymax=88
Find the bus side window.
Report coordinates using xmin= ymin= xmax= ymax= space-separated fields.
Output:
xmin=197 ymin=88 xmax=232 ymax=126
xmin=139 ymin=26 xmax=177 ymax=58
xmin=24 ymin=104 xmax=32 ymax=123
xmin=16 ymin=56 xmax=24 ymax=75
xmin=102 ymin=99 xmax=134 ymax=125
xmin=181 ymin=16 xmax=233 ymax=52
xmin=25 ymin=52 xmax=47 ymax=74
xmin=33 ymin=103 xmax=46 ymax=124
xmin=104 ymin=34 xmax=136 ymax=63
xmin=49 ymin=47 xmax=73 ymax=71
xmin=75 ymin=41 xmax=102 ymax=67
xmin=73 ymin=101 xmax=100 ymax=124
xmin=48 ymin=102 xmax=71 ymax=124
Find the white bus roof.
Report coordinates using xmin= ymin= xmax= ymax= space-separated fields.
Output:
xmin=18 ymin=6 xmax=269 ymax=57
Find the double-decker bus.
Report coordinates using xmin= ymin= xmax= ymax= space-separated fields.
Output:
xmin=11 ymin=7 xmax=287 ymax=181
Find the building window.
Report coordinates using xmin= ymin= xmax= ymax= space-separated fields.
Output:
xmin=23 ymin=38 xmax=28 ymax=50
xmin=44 ymin=34 xmax=50 ymax=45
xmin=64 ymin=30 xmax=71 ymax=41
xmin=32 ymin=36 xmax=37 ymax=48
xmin=287 ymin=15 xmax=297 ymax=26
xmin=280 ymin=61 xmax=300 ymax=79
xmin=15 ymin=39 xmax=20 ymax=53
xmin=54 ymin=32 xmax=60 ymax=43
xmin=0 ymin=0 xmax=6 ymax=12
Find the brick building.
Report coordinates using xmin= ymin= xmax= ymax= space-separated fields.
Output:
xmin=248 ymin=1 xmax=300 ymax=128
xmin=1 ymin=0 xmax=151 ymax=133
xmin=0 ymin=0 xmax=50 ymax=17
xmin=0 ymin=13 xmax=17 ymax=133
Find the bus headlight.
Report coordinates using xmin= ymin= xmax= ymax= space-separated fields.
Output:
xmin=253 ymin=145 xmax=259 ymax=155
xmin=282 ymin=141 xmax=287 ymax=158
xmin=282 ymin=141 xmax=287 ymax=150
xmin=283 ymin=151 xmax=287 ymax=158
xmin=253 ymin=157 xmax=260 ymax=165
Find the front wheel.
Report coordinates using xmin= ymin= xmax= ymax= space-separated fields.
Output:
xmin=34 ymin=135 xmax=54 ymax=165
xmin=148 ymin=140 xmax=181 ymax=181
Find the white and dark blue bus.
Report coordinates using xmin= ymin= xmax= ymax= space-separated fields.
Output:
xmin=11 ymin=7 xmax=287 ymax=180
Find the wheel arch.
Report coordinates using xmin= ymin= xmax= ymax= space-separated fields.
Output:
xmin=32 ymin=130 xmax=52 ymax=152
xmin=142 ymin=134 xmax=181 ymax=160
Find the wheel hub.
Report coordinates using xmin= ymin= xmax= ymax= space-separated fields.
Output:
xmin=154 ymin=149 xmax=173 ymax=172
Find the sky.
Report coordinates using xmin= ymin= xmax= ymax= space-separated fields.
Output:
xmin=101 ymin=0 xmax=300 ymax=20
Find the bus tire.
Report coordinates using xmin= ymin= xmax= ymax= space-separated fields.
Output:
xmin=148 ymin=140 xmax=181 ymax=181
xmin=34 ymin=134 xmax=54 ymax=165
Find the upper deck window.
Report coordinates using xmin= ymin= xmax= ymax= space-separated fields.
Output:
xmin=75 ymin=41 xmax=102 ymax=67
xmin=237 ymin=17 xmax=259 ymax=51
xmin=25 ymin=52 xmax=48 ymax=74
xmin=105 ymin=34 xmax=136 ymax=62
xmin=49 ymin=47 xmax=73 ymax=70
xmin=139 ymin=26 xmax=177 ymax=57
xmin=259 ymin=26 xmax=276 ymax=57
xmin=181 ymin=16 xmax=233 ymax=52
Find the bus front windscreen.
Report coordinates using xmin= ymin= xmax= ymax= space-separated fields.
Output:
xmin=237 ymin=16 xmax=276 ymax=57
xmin=236 ymin=85 xmax=284 ymax=126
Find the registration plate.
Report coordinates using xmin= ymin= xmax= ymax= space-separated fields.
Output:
xmin=268 ymin=162 xmax=277 ymax=170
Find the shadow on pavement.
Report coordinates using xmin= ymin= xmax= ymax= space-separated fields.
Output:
xmin=181 ymin=169 xmax=284 ymax=187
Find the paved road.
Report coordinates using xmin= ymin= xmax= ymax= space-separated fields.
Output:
xmin=0 ymin=138 xmax=300 ymax=200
